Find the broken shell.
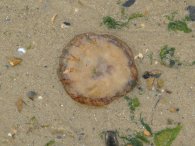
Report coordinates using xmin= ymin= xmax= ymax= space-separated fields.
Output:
xmin=58 ymin=33 xmax=138 ymax=106
xmin=157 ymin=79 xmax=164 ymax=89
xmin=134 ymin=53 xmax=144 ymax=60
xmin=169 ymin=107 xmax=179 ymax=113
xmin=16 ymin=98 xmax=24 ymax=112
xmin=144 ymin=129 xmax=151 ymax=137
xmin=146 ymin=78 xmax=155 ymax=90
xmin=9 ymin=57 xmax=22 ymax=66
xmin=17 ymin=47 xmax=26 ymax=55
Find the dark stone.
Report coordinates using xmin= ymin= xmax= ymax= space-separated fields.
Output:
xmin=187 ymin=6 xmax=195 ymax=21
xmin=105 ymin=131 xmax=119 ymax=146
xmin=27 ymin=91 xmax=37 ymax=100
xmin=122 ymin=0 xmax=135 ymax=7
xmin=142 ymin=72 xmax=150 ymax=79
xmin=63 ymin=21 xmax=71 ymax=26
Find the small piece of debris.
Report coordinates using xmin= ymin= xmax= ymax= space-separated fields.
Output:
xmin=27 ymin=91 xmax=37 ymax=100
xmin=26 ymin=116 xmax=40 ymax=133
xmin=17 ymin=47 xmax=26 ymax=56
xmin=9 ymin=57 xmax=22 ymax=66
xmin=16 ymin=98 xmax=24 ymax=113
xmin=51 ymin=14 xmax=57 ymax=24
xmin=165 ymin=89 xmax=172 ymax=94
xmin=169 ymin=107 xmax=179 ymax=113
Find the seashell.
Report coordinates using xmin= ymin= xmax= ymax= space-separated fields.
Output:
xmin=17 ymin=47 xmax=26 ymax=55
xmin=58 ymin=33 xmax=138 ymax=106
xmin=9 ymin=57 xmax=22 ymax=66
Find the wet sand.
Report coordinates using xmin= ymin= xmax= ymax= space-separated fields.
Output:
xmin=0 ymin=0 xmax=195 ymax=146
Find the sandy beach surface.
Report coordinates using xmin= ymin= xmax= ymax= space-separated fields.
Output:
xmin=0 ymin=0 xmax=195 ymax=146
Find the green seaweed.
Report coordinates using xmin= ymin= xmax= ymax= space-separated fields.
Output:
xmin=165 ymin=12 xmax=177 ymax=21
xmin=102 ymin=16 xmax=124 ymax=29
xmin=102 ymin=13 xmax=143 ymax=29
xmin=166 ymin=13 xmax=192 ymax=33
xmin=159 ymin=45 xmax=181 ymax=67
xmin=168 ymin=20 xmax=192 ymax=33
xmin=44 ymin=140 xmax=55 ymax=146
xmin=128 ymin=13 xmax=144 ymax=21
xmin=160 ymin=45 xmax=175 ymax=60
xmin=192 ymin=61 xmax=195 ymax=65
xmin=140 ymin=116 xmax=153 ymax=135
xmin=147 ymin=51 xmax=154 ymax=65
xmin=124 ymin=96 xmax=140 ymax=111
xmin=135 ymin=132 xmax=150 ymax=143
xmin=120 ymin=136 xmax=143 ymax=146
xmin=154 ymin=125 xmax=182 ymax=146
xmin=126 ymin=137 xmax=143 ymax=146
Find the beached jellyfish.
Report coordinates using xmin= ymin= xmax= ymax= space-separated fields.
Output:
xmin=58 ymin=33 xmax=138 ymax=106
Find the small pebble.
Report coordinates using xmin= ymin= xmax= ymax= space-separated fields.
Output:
xmin=17 ymin=47 xmax=26 ymax=56
xmin=155 ymin=61 xmax=158 ymax=65
xmin=122 ymin=0 xmax=135 ymax=7
xmin=74 ymin=8 xmax=79 ymax=13
xmin=5 ymin=16 xmax=11 ymax=21
xmin=8 ymin=133 xmax=12 ymax=137
xmin=38 ymin=96 xmax=43 ymax=100
xmin=27 ymin=91 xmax=37 ymax=100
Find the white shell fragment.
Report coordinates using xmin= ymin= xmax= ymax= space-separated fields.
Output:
xmin=17 ymin=47 xmax=26 ymax=55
